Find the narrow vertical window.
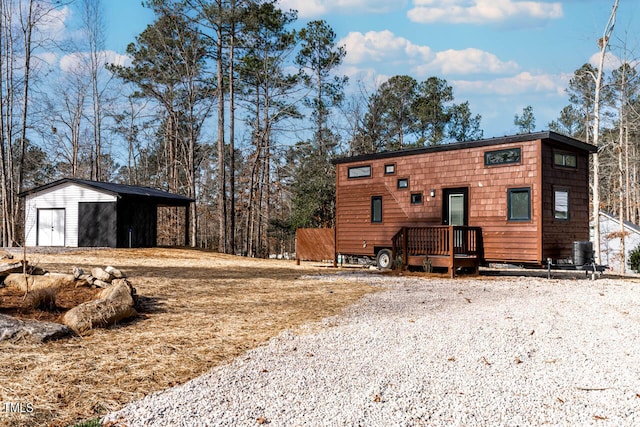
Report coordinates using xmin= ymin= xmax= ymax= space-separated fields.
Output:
xmin=554 ymin=189 xmax=569 ymax=220
xmin=508 ymin=188 xmax=531 ymax=221
xmin=371 ymin=196 xmax=383 ymax=223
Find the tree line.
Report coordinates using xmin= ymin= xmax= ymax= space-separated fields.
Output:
xmin=1 ymin=0 xmax=638 ymax=264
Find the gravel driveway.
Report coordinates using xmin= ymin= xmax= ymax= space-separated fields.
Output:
xmin=103 ymin=273 xmax=640 ymax=426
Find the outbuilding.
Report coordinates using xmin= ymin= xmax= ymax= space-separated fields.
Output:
xmin=593 ymin=211 xmax=640 ymax=274
xmin=20 ymin=178 xmax=194 ymax=248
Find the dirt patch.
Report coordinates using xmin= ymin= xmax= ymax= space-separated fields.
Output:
xmin=0 ymin=248 xmax=376 ymax=427
xmin=0 ymin=282 xmax=98 ymax=323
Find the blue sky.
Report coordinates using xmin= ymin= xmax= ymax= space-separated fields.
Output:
xmin=99 ymin=0 xmax=638 ymax=139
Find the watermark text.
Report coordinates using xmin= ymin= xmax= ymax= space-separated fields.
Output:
xmin=1 ymin=402 xmax=34 ymax=414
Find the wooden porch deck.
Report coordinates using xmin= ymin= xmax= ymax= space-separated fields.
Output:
xmin=391 ymin=226 xmax=484 ymax=277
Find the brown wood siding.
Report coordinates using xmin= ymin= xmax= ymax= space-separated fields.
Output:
xmin=336 ymin=140 xmax=545 ymax=263
xmin=296 ymin=228 xmax=335 ymax=261
xmin=541 ymin=142 xmax=591 ymax=262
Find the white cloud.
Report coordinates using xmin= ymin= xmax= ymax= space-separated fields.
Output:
xmin=408 ymin=0 xmax=563 ymax=24
xmin=277 ymin=0 xmax=405 ymax=18
xmin=37 ymin=52 xmax=58 ymax=67
xmin=452 ymin=71 xmax=567 ymax=96
xmin=416 ymin=48 xmax=519 ymax=75
xmin=33 ymin=4 xmax=71 ymax=42
xmin=341 ymin=30 xmax=432 ymax=65
xmin=341 ymin=65 xmax=390 ymax=88
xmin=588 ymin=50 xmax=633 ymax=72
xmin=60 ymin=50 xmax=130 ymax=73
xmin=340 ymin=30 xmax=518 ymax=77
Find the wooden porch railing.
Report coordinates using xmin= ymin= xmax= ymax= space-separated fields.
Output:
xmin=391 ymin=226 xmax=483 ymax=277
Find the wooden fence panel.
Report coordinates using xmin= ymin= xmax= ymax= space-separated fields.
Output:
xmin=296 ymin=228 xmax=335 ymax=262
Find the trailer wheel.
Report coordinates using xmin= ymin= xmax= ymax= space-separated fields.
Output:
xmin=376 ymin=249 xmax=392 ymax=269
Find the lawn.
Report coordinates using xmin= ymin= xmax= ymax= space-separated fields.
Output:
xmin=0 ymin=248 xmax=375 ymax=427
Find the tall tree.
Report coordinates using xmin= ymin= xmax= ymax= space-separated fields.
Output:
xmin=514 ymin=105 xmax=536 ymax=134
xmin=80 ymin=0 xmax=109 ymax=181
xmin=349 ymin=84 xmax=384 ymax=155
xmin=549 ymin=105 xmax=584 ymax=137
xmin=448 ymin=101 xmax=483 ymax=142
xmin=609 ymin=62 xmax=638 ymax=273
xmin=0 ymin=0 xmax=62 ymax=246
xmin=189 ymin=0 xmax=253 ymax=254
xmin=413 ymin=77 xmax=453 ymax=145
xmin=291 ymin=20 xmax=347 ymax=228
xmin=376 ymin=75 xmax=416 ymax=150
xmin=591 ymin=0 xmax=619 ymax=265
xmin=46 ymin=64 xmax=89 ymax=178
xmin=239 ymin=1 xmax=298 ymax=256
xmin=110 ymin=1 xmax=212 ymax=246
xmin=566 ymin=64 xmax=598 ymax=144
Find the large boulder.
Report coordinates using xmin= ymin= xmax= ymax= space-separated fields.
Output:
xmin=0 ymin=314 xmax=71 ymax=343
xmin=3 ymin=273 xmax=76 ymax=292
xmin=97 ymin=279 xmax=137 ymax=305
xmin=62 ymin=279 xmax=137 ymax=335
xmin=91 ymin=267 xmax=113 ymax=283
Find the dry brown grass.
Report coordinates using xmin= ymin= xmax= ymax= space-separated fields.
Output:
xmin=0 ymin=248 xmax=376 ymax=427
xmin=22 ymin=288 xmax=58 ymax=312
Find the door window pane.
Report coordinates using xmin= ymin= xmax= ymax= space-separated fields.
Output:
xmin=449 ymin=194 xmax=465 ymax=226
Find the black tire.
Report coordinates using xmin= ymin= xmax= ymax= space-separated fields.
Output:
xmin=376 ymin=249 xmax=392 ymax=269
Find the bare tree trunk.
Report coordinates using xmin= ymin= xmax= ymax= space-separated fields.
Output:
xmin=0 ymin=0 xmax=10 ymax=246
xmin=618 ymin=135 xmax=625 ymax=274
xmin=591 ymin=0 xmax=618 ymax=265
xmin=245 ymin=90 xmax=262 ymax=257
xmin=261 ymin=107 xmax=270 ymax=256
xmin=228 ymin=9 xmax=236 ymax=255
xmin=216 ymin=23 xmax=226 ymax=253
xmin=83 ymin=0 xmax=105 ymax=181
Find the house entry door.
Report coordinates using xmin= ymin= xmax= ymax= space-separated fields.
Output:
xmin=442 ymin=188 xmax=468 ymax=226
xmin=37 ymin=208 xmax=65 ymax=246
xmin=442 ymin=188 xmax=468 ymax=250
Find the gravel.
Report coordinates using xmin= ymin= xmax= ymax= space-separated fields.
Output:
xmin=103 ymin=273 xmax=640 ymax=426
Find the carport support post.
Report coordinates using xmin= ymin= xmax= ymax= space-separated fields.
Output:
xmin=185 ymin=204 xmax=190 ymax=246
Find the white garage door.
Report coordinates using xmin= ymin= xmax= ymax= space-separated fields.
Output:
xmin=38 ymin=208 xmax=65 ymax=246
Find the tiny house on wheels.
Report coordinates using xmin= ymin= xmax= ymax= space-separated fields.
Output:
xmin=20 ymin=178 xmax=194 ymax=248
xmin=332 ymin=131 xmax=596 ymax=275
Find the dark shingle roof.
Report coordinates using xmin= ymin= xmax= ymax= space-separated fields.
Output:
xmin=19 ymin=178 xmax=194 ymax=204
